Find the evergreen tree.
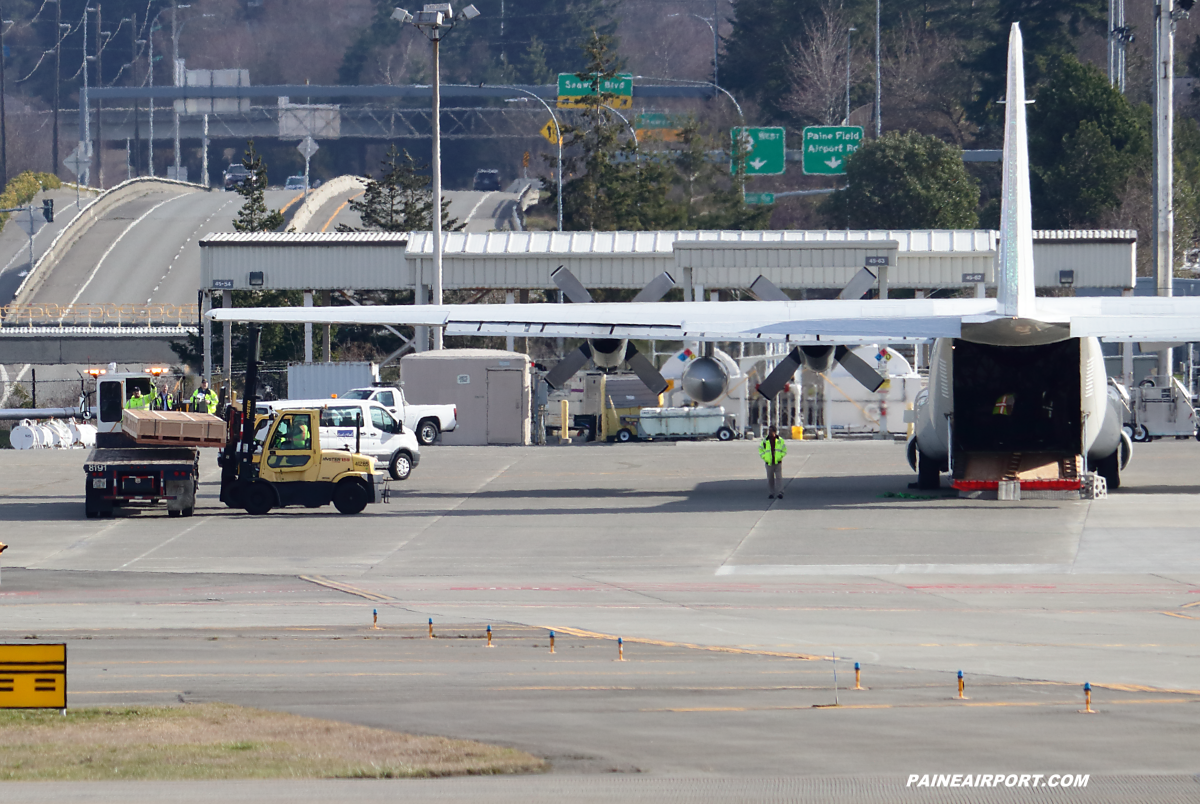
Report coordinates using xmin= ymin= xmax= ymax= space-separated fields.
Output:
xmin=340 ymin=145 xmax=460 ymax=232
xmin=820 ymin=130 xmax=979 ymax=228
xmin=233 ymin=141 xmax=284 ymax=232
xmin=1027 ymin=55 xmax=1148 ymax=228
xmin=558 ymin=32 xmax=684 ymax=231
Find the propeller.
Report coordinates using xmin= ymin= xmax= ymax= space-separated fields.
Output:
xmin=542 ymin=267 xmax=675 ymax=393
xmin=749 ymin=273 xmax=885 ymax=400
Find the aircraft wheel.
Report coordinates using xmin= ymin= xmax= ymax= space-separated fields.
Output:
xmin=916 ymin=451 xmax=941 ymax=490
xmin=333 ymin=480 xmax=370 ymax=515
xmin=716 ymin=426 xmax=734 ymax=442
xmin=1096 ymin=450 xmax=1121 ymax=490
xmin=1131 ymin=424 xmax=1151 ymax=443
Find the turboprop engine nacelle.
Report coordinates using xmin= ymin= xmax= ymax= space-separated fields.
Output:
xmin=681 ymin=356 xmax=729 ymax=403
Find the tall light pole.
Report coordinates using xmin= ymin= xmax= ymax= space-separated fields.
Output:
xmin=874 ymin=0 xmax=881 ymax=137
xmin=393 ymin=3 xmax=481 ymax=351
xmin=52 ymin=0 xmax=63 ymax=177
xmin=501 ymin=89 xmax=562 ymax=231
xmin=1153 ymin=0 xmax=1184 ymax=378
xmin=846 ymin=27 xmax=857 ymax=124
xmin=668 ymin=11 xmax=719 ymax=92
xmin=0 ymin=14 xmax=12 ymax=189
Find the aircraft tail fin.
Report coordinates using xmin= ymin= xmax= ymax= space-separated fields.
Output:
xmin=997 ymin=22 xmax=1037 ymax=319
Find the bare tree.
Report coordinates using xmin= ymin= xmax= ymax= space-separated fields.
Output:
xmin=782 ymin=4 xmax=864 ymax=126
xmin=882 ymin=18 xmax=976 ymax=145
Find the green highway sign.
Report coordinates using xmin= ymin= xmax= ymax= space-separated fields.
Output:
xmin=802 ymin=126 xmax=863 ymax=175
xmin=635 ymin=112 xmax=679 ymax=129
xmin=731 ymin=127 xmax=786 ymax=176
xmin=558 ymin=73 xmax=633 ymax=109
xmin=743 ymin=192 xmax=775 ymax=205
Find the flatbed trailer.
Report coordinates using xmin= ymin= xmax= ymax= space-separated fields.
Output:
xmin=84 ymin=447 xmax=199 ymax=518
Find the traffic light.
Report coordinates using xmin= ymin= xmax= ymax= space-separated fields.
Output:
xmin=41 ymin=199 xmax=53 ymax=223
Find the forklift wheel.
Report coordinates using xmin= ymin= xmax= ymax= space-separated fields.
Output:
xmin=333 ymin=480 xmax=370 ymax=515
xmin=242 ymin=482 xmax=275 ymax=515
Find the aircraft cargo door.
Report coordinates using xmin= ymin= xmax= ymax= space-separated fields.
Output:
xmin=486 ymin=369 xmax=529 ymax=445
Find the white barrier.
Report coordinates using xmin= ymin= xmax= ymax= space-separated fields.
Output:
xmin=289 ymin=175 xmax=367 ymax=232
xmin=10 ymin=177 xmax=209 ymax=307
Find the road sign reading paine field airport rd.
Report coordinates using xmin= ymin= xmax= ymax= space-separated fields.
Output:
xmin=731 ymin=127 xmax=786 ymax=176
xmin=802 ymin=126 xmax=863 ymax=175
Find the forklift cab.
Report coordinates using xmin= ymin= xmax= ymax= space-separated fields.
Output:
xmin=263 ymin=412 xmax=318 ymax=478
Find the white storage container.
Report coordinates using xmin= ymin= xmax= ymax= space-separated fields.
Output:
xmin=638 ymin=406 xmax=726 ymax=439
xmin=287 ymin=361 xmax=379 ymax=401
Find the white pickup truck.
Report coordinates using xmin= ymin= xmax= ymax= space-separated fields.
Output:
xmin=342 ymin=386 xmax=457 ymax=445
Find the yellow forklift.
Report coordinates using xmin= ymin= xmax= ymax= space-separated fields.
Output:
xmin=217 ymin=325 xmax=384 ymax=515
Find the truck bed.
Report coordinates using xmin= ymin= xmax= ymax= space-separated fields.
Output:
xmin=86 ymin=447 xmax=200 ymax=467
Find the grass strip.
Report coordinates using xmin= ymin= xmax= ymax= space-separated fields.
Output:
xmin=0 ymin=703 xmax=545 ymax=781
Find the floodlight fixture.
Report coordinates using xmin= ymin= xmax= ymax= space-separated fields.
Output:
xmin=391 ymin=8 xmax=413 ymax=23
xmin=458 ymin=4 xmax=480 ymax=20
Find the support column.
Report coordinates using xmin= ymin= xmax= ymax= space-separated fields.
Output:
xmin=1121 ymin=287 xmax=1135 ymax=388
xmin=304 ymin=291 xmax=313 ymax=363
xmin=322 ymin=290 xmax=332 ymax=362
xmin=878 ymin=265 xmax=889 ymax=299
xmin=505 ymin=291 xmax=515 ymax=352
xmin=519 ymin=288 xmax=529 ymax=353
xmin=682 ymin=267 xmax=694 ymax=302
xmin=222 ymin=289 xmax=232 ymax=391
xmin=414 ymin=284 xmax=429 ymax=353
xmin=202 ymin=291 xmax=212 ymax=383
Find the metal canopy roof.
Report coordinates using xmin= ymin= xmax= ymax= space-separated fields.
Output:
xmin=199 ymin=229 xmax=1136 ymax=293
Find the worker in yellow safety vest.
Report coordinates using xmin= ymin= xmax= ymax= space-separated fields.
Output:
xmin=189 ymin=379 xmax=219 ymax=415
xmin=759 ymin=425 xmax=788 ymax=499
xmin=126 ymin=387 xmax=151 ymax=410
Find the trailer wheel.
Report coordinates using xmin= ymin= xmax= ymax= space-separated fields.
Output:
xmin=389 ymin=451 xmax=413 ymax=480
xmin=168 ymin=509 xmax=182 ymax=518
xmin=1131 ymin=424 xmax=1150 ymax=443
xmin=333 ymin=479 xmax=370 ymax=514
xmin=417 ymin=419 xmax=440 ymax=446
xmin=242 ymin=482 xmax=275 ymax=515
xmin=86 ymin=509 xmax=98 ymax=519
xmin=716 ymin=426 xmax=734 ymax=442
xmin=616 ymin=428 xmax=634 ymax=443
xmin=182 ymin=507 xmax=194 ymax=517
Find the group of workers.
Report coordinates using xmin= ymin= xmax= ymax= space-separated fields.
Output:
xmin=125 ymin=378 xmax=219 ymax=415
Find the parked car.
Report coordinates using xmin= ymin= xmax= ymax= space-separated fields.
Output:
xmin=473 ymin=169 xmax=501 ymax=191
xmin=285 ymin=175 xmax=307 ymax=191
xmin=256 ymin=399 xmax=421 ymax=480
xmin=224 ymin=164 xmax=251 ymax=191
xmin=341 ymin=385 xmax=457 ymax=446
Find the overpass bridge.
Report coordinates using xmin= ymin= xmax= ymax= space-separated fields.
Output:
xmin=0 ymin=303 xmax=196 ymax=365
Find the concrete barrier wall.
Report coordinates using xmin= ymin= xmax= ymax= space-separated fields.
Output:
xmin=10 ymin=177 xmax=209 ymax=307
xmin=289 ymin=175 xmax=367 ymax=232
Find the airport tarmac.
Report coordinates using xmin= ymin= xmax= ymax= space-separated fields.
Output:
xmin=1 ymin=439 xmax=1198 ymax=801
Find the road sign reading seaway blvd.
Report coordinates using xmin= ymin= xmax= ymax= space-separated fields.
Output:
xmin=557 ymin=73 xmax=633 ymax=110
xmin=802 ymin=126 xmax=862 ymax=175
xmin=731 ymin=127 xmax=786 ymax=176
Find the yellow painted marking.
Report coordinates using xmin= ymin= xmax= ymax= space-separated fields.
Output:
xmin=320 ymin=192 xmax=364 ymax=232
xmin=543 ymin=625 xmax=827 ymax=661
xmin=1161 ymin=611 xmax=1199 ymax=621
xmin=299 ymin=575 xmax=394 ymax=602
xmin=1181 ymin=600 xmax=1200 ymax=609
xmin=279 ymin=191 xmax=305 ymax=215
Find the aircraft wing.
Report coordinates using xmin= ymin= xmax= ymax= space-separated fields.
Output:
xmin=207 ymin=298 xmax=1000 ymax=343
xmin=1035 ymin=297 xmax=1200 ymax=342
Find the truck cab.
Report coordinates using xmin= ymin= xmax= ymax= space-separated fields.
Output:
xmin=93 ymin=370 xmax=159 ymax=447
